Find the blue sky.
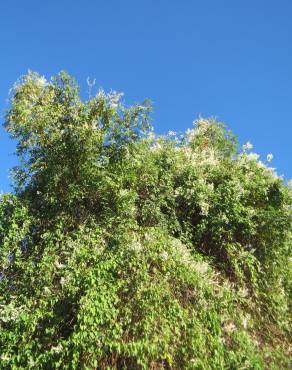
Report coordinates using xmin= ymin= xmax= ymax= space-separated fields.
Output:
xmin=1 ymin=0 xmax=292 ymax=191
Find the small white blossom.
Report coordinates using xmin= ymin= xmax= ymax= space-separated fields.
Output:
xmin=55 ymin=260 xmax=65 ymax=269
xmin=151 ymin=143 xmax=162 ymax=151
xmin=96 ymin=88 xmax=106 ymax=98
xmin=238 ymin=287 xmax=249 ymax=298
xmin=256 ymin=160 xmax=266 ymax=169
xmin=86 ymin=77 xmax=96 ymax=88
xmin=44 ymin=287 xmax=51 ymax=295
xmin=130 ymin=241 xmax=143 ymax=253
xmin=267 ymin=153 xmax=273 ymax=162
xmin=185 ymin=128 xmax=196 ymax=142
xmin=186 ymin=128 xmax=192 ymax=136
xmin=144 ymin=233 xmax=152 ymax=242
xmin=224 ymin=321 xmax=236 ymax=333
xmin=108 ymin=90 xmax=123 ymax=109
xmin=266 ymin=167 xmax=279 ymax=179
xmin=246 ymin=152 xmax=259 ymax=161
xmin=167 ymin=130 xmax=176 ymax=137
xmin=1 ymin=354 xmax=11 ymax=362
xmin=200 ymin=201 xmax=209 ymax=216
xmin=242 ymin=141 xmax=253 ymax=151
xmin=35 ymin=75 xmax=47 ymax=88
xmin=160 ymin=251 xmax=169 ymax=260
xmin=51 ymin=344 xmax=63 ymax=354
xmin=242 ymin=316 xmax=249 ymax=329
xmin=193 ymin=261 xmax=209 ymax=274
xmin=148 ymin=132 xmax=156 ymax=140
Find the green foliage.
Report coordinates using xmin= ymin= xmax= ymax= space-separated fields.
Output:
xmin=0 ymin=71 xmax=291 ymax=369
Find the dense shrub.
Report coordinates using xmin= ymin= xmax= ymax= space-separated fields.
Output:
xmin=0 ymin=72 xmax=291 ymax=369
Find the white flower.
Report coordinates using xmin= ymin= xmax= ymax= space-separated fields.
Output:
xmin=200 ymin=201 xmax=209 ymax=216
xmin=130 ymin=241 xmax=143 ymax=253
xmin=287 ymin=179 xmax=292 ymax=188
xmin=160 ymin=251 xmax=169 ymax=260
xmin=266 ymin=167 xmax=279 ymax=179
xmin=86 ymin=77 xmax=96 ymax=88
xmin=185 ymin=128 xmax=196 ymax=142
xmin=55 ymin=260 xmax=65 ymax=269
xmin=224 ymin=321 xmax=236 ymax=333
xmin=35 ymin=75 xmax=47 ymax=87
xmin=151 ymin=143 xmax=162 ymax=151
xmin=1 ymin=354 xmax=11 ymax=362
xmin=267 ymin=153 xmax=273 ymax=162
xmin=207 ymin=183 xmax=214 ymax=192
xmin=186 ymin=128 xmax=192 ymax=136
xmin=246 ymin=152 xmax=259 ymax=161
xmin=193 ymin=261 xmax=209 ymax=274
xmin=242 ymin=141 xmax=253 ymax=151
xmin=108 ymin=90 xmax=123 ymax=109
xmin=96 ymin=88 xmax=106 ymax=98
xmin=256 ymin=160 xmax=266 ymax=169
xmin=242 ymin=315 xmax=249 ymax=329
xmin=44 ymin=287 xmax=51 ymax=295
xmin=148 ymin=132 xmax=156 ymax=140
xmin=167 ymin=130 xmax=176 ymax=137
xmin=238 ymin=287 xmax=249 ymax=298
xmin=51 ymin=344 xmax=63 ymax=353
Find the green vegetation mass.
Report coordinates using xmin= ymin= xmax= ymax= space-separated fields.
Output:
xmin=0 ymin=72 xmax=291 ymax=369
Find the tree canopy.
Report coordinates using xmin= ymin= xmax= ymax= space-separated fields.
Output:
xmin=0 ymin=71 xmax=291 ymax=369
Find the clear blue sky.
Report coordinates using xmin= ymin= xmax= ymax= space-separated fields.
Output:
xmin=1 ymin=0 xmax=292 ymax=191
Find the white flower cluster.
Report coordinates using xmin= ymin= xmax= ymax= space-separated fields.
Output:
xmin=60 ymin=277 xmax=67 ymax=286
xmin=147 ymin=132 xmax=156 ymax=141
xmin=167 ymin=130 xmax=176 ymax=137
xmin=223 ymin=320 xmax=236 ymax=333
xmin=267 ymin=153 xmax=273 ymax=162
xmin=1 ymin=354 xmax=11 ymax=362
xmin=86 ymin=77 xmax=96 ymax=88
xmin=35 ymin=75 xmax=47 ymax=88
xmin=96 ymin=88 xmax=106 ymax=99
xmin=160 ymin=251 xmax=169 ymax=260
xmin=185 ymin=128 xmax=196 ymax=142
xmin=51 ymin=344 xmax=63 ymax=354
xmin=43 ymin=287 xmax=51 ymax=295
xmin=185 ymin=119 xmax=210 ymax=143
xmin=108 ymin=90 xmax=124 ymax=109
xmin=0 ymin=303 xmax=25 ymax=323
xmin=129 ymin=240 xmax=143 ymax=253
xmin=193 ymin=261 xmax=209 ymax=275
xmin=266 ymin=167 xmax=279 ymax=180
xmin=197 ymin=147 xmax=219 ymax=167
xmin=242 ymin=141 xmax=253 ymax=151
xmin=193 ymin=118 xmax=210 ymax=135
xmin=199 ymin=201 xmax=210 ymax=216
xmin=55 ymin=260 xmax=65 ymax=269
xmin=150 ymin=142 xmax=163 ymax=152
xmin=95 ymin=88 xmax=123 ymax=109
xmin=245 ymin=152 xmax=259 ymax=161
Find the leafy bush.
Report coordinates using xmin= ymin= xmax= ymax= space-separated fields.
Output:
xmin=0 ymin=71 xmax=291 ymax=369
